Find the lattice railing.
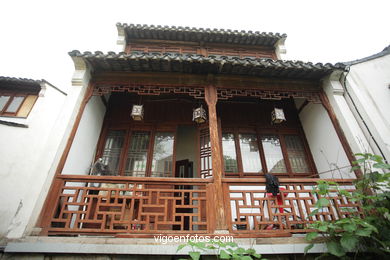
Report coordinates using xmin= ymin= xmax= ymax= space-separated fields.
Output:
xmin=224 ymin=179 xmax=361 ymax=234
xmin=47 ymin=176 xmax=211 ymax=235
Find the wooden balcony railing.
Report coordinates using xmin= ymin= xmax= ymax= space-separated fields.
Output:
xmin=45 ymin=175 xmax=212 ymax=236
xmin=42 ymin=175 xmax=361 ymax=237
xmin=223 ymin=178 xmax=362 ymax=235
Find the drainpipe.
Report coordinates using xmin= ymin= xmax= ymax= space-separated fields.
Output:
xmin=340 ymin=66 xmax=388 ymax=163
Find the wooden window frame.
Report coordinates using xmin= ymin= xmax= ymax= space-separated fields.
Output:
xmin=0 ymin=92 xmax=27 ymax=116
xmin=97 ymin=125 xmax=177 ymax=177
xmin=222 ymin=127 xmax=316 ymax=178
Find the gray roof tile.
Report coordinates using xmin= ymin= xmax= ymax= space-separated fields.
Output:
xmin=117 ymin=23 xmax=287 ymax=47
xmin=69 ymin=50 xmax=346 ymax=80
xmin=0 ymin=76 xmax=42 ymax=92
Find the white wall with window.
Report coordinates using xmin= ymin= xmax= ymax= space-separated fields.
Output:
xmin=0 ymin=80 xmax=67 ymax=239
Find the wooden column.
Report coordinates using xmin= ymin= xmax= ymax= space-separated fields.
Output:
xmin=38 ymin=84 xmax=94 ymax=233
xmin=205 ymin=84 xmax=227 ymax=230
xmin=319 ymin=90 xmax=362 ymax=178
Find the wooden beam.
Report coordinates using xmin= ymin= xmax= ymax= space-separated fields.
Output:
xmin=297 ymin=99 xmax=309 ymax=114
xmin=58 ymin=174 xmax=213 ymax=183
xmin=92 ymin=71 xmax=319 ymax=92
xmin=319 ymin=90 xmax=362 ymax=178
xmin=222 ymin=177 xmax=355 ymax=184
xmin=205 ymin=84 xmax=227 ymax=230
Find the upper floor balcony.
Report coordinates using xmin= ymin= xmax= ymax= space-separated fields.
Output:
xmin=37 ymin=77 xmax=359 ymax=238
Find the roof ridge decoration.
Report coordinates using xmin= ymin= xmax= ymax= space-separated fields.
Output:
xmin=116 ymin=23 xmax=287 ymax=47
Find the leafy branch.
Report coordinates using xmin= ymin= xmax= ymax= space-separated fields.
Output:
xmin=177 ymin=240 xmax=265 ymax=260
xmin=305 ymin=153 xmax=390 ymax=258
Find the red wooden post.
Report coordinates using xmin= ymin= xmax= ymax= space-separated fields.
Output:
xmin=205 ymin=84 xmax=228 ymax=231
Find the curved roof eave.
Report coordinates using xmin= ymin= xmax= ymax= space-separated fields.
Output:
xmin=69 ymin=50 xmax=346 ymax=81
xmin=117 ymin=23 xmax=287 ymax=48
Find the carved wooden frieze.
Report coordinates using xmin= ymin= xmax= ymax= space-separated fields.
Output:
xmin=93 ymin=84 xmax=321 ymax=103
xmin=217 ymin=88 xmax=321 ymax=103
xmin=94 ymin=84 xmax=205 ymax=99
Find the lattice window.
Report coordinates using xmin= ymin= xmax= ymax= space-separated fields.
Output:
xmin=222 ymin=133 xmax=238 ymax=173
xmin=285 ymin=135 xmax=310 ymax=173
xmin=151 ymin=132 xmax=175 ymax=177
xmin=101 ymin=130 xmax=126 ymax=175
xmin=222 ymin=131 xmax=313 ymax=177
xmin=261 ymin=135 xmax=287 ymax=173
xmin=200 ymin=128 xmax=212 ymax=178
xmin=124 ymin=132 xmax=150 ymax=177
xmin=239 ymin=134 xmax=262 ymax=173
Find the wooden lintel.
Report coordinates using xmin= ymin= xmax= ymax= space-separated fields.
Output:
xmin=298 ymin=99 xmax=309 ymax=114
xmin=92 ymin=72 xmax=319 ymax=92
xmin=58 ymin=174 xmax=213 ymax=183
xmin=222 ymin=177 xmax=355 ymax=184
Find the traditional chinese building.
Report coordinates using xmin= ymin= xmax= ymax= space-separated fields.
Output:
xmin=2 ymin=24 xmax=382 ymax=258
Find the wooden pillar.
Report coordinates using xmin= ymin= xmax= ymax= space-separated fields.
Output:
xmin=38 ymin=84 xmax=94 ymax=232
xmin=205 ymin=84 xmax=227 ymax=230
xmin=319 ymin=90 xmax=362 ymax=178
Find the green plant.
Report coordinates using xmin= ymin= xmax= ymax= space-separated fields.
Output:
xmin=176 ymin=240 xmax=265 ymax=260
xmin=305 ymin=153 xmax=390 ymax=259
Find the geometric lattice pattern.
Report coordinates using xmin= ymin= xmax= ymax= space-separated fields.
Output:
xmin=49 ymin=179 xmax=208 ymax=235
xmin=93 ymin=84 xmax=205 ymax=99
xmin=227 ymin=182 xmax=361 ymax=233
xmin=199 ymin=128 xmax=212 ymax=179
xmin=93 ymin=84 xmax=321 ymax=103
xmin=217 ymin=88 xmax=321 ymax=103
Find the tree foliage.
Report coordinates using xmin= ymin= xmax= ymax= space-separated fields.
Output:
xmin=177 ymin=240 xmax=265 ymax=260
xmin=305 ymin=153 xmax=390 ymax=259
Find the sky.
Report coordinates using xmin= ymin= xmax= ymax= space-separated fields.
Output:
xmin=0 ymin=0 xmax=389 ymax=92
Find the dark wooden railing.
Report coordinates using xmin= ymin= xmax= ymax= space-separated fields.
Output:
xmin=42 ymin=175 xmax=361 ymax=237
xmin=222 ymin=178 xmax=361 ymax=235
xmin=45 ymin=175 xmax=212 ymax=236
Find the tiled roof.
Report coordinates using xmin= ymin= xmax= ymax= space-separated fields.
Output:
xmin=117 ymin=23 xmax=286 ymax=47
xmin=343 ymin=44 xmax=390 ymax=66
xmin=0 ymin=76 xmax=42 ymax=85
xmin=69 ymin=50 xmax=346 ymax=80
xmin=0 ymin=76 xmax=42 ymax=92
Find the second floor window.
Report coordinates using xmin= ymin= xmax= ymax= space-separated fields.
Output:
xmin=0 ymin=92 xmax=38 ymax=117
xmin=100 ymin=129 xmax=175 ymax=177
xmin=222 ymin=130 xmax=313 ymax=177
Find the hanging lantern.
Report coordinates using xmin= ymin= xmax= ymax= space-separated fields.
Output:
xmin=131 ymin=104 xmax=144 ymax=121
xmin=271 ymin=107 xmax=286 ymax=124
xmin=192 ymin=105 xmax=207 ymax=124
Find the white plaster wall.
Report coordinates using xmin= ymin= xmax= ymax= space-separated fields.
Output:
xmin=345 ymin=54 xmax=390 ymax=161
xmin=62 ymin=96 xmax=106 ymax=175
xmin=3 ymin=62 xmax=93 ymax=239
xmin=299 ymin=103 xmax=355 ymax=179
xmin=322 ymin=74 xmax=373 ymax=159
xmin=0 ymin=83 xmax=66 ymax=239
